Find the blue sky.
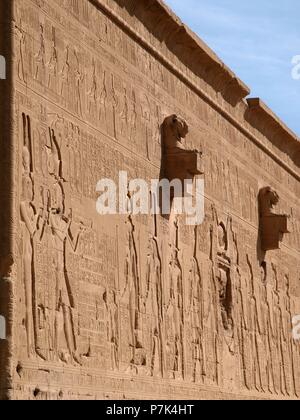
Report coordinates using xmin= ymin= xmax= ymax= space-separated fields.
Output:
xmin=164 ymin=0 xmax=300 ymax=136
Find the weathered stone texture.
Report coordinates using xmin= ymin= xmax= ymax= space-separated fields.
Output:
xmin=0 ymin=0 xmax=300 ymax=400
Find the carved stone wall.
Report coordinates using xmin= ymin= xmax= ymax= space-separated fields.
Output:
xmin=0 ymin=0 xmax=300 ymax=400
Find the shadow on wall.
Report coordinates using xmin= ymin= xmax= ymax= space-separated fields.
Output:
xmin=257 ymin=186 xmax=290 ymax=265
xmin=0 ymin=55 xmax=6 ymax=79
xmin=158 ymin=115 xmax=203 ymax=221
xmin=0 ymin=315 xmax=6 ymax=340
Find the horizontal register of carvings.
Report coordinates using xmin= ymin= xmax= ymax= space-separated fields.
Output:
xmin=91 ymin=0 xmax=300 ymax=180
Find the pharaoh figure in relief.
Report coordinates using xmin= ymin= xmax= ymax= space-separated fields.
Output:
xmin=216 ymin=220 xmax=234 ymax=347
xmin=49 ymin=182 xmax=84 ymax=364
xmin=104 ymin=288 xmax=119 ymax=371
xmin=20 ymin=114 xmax=39 ymax=358
xmin=166 ymin=220 xmax=184 ymax=380
xmin=188 ymin=228 xmax=206 ymax=383
xmin=15 ymin=14 xmax=26 ymax=82
xmin=264 ymin=264 xmax=279 ymax=394
xmin=60 ymin=45 xmax=70 ymax=100
xmin=273 ymin=268 xmax=295 ymax=397
xmin=247 ymin=256 xmax=264 ymax=393
xmin=236 ymin=267 xmax=252 ymax=390
xmin=145 ymin=235 xmax=164 ymax=377
xmin=122 ymin=216 xmax=145 ymax=371
xmin=33 ymin=185 xmax=54 ymax=361
xmin=47 ymin=27 xmax=58 ymax=92
xmin=74 ymin=49 xmax=84 ymax=118
xmin=98 ymin=70 xmax=108 ymax=133
xmin=207 ymin=209 xmax=222 ymax=385
xmin=35 ymin=24 xmax=46 ymax=83
xmin=212 ymin=208 xmax=237 ymax=387
xmin=280 ymin=273 xmax=297 ymax=396
xmin=87 ymin=59 xmax=98 ymax=119
xmin=28 ymin=118 xmax=85 ymax=364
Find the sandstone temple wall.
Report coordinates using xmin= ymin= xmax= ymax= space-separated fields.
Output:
xmin=0 ymin=0 xmax=299 ymax=399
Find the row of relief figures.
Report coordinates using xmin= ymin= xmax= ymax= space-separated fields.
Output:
xmin=19 ymin=120 xmax=300 ymax=398
xmin=15 ymin=17 xmax=163 ymax=162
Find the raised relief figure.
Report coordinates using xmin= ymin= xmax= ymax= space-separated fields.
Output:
xmin=60 ymin=45 xmax=70 ymax=99
xmin=166 ymin=246 xmax=184 ymax=380
xmin=20 ymin=114 xmax=43 ymax=359
xmin=264 ymin=271 xmax=278 ymax=394
xmin=122 ymin=217 xmax=145 ymax=371
xmin=21 ymin=175 xmax=39 ymax=358
xmin=20 ymin=117 xmax=40 ymax=358
xmin=87 ymin=59 xmax=98 ymax=118
xmin=104 ymin=289 xmax=119 ymax=371
xmin=259 ymin=187 xmax=290 ymax=251
xmin=46 ymin=128 xmax=62 ymax=181
xmin=98 ymin=70 xmax=108 ymax=132
xmin=162 ymin=115 xmax=203 ymax=185
xmin=47 ymin=28 xmax=58 ymax=92
xmin=188 ymin=255 xmax=206 ymax=383
xmin=248 ymin=258 xmax=264 ymax=393
xmin=15 ymin=19 xmax=26 ymax=82
xmin=74 ymin=50 xmax=84 ymax=117
xmin=236 ymin=269 xmax=251 ymax=390
xmin=145 ymin=237 xmax=163 ymax=377
xmin=35 ymin=24 xmax=46 ymax=83
xmin=49 ymin=183 xmax=84 ymax=364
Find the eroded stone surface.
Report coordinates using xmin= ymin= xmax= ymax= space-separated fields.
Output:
xmin=0 ymin=0 xmax=300 ymax=400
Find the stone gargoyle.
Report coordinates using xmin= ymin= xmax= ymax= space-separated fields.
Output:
xmin=162 ymin=115 xmax=203 ymax=185
xmin=258 ymin=186 xmax=290 ymax=251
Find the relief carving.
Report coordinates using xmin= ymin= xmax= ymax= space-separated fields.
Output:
xmin=74 ymin=50 xmax=84 ymax=118
xmin=35 ymin=24 xmax=46 ymax=83
xmin=188 ymin=228 xmax=206 ymax=383
xmin=19 ymin=113 xmax=87 ymax=364
xmin=145 ymin=236 xmax=164 ymax=377
xmin=236 ymin=268 xmax=251 ymax=390
xmin=103 ymin=288 xmax=119 ymax=371
xmin=87 ymin=59 xmax=98 ymax=119
xmin=204 ymin=262 xmax=220 ymax=386
xmin=98 ymin=70 xmax=108 ymax=133
xmin=47 ymin=28 xmax=58 ymax=92
xmin=247 ymin=256 xmax=264 ymax=393
xmin=49 ymin=182 xmax=84 ymax=364
xmin=20 ymin=114 xmax=39 ymax=358
xmin=264 ymin=266 xmax=279 ymax=394
xmin=15 ymin=20 xmax=26 ymax=82
xmin=11 ymin=0 xmax=300 ymax=400
xmin=121 ymin=216 xmax=145 ymax=372
xmin=166 ymin=222 xmax=184 ymax=380
xmin=60 ymin=45 xmax=70 ymax=99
